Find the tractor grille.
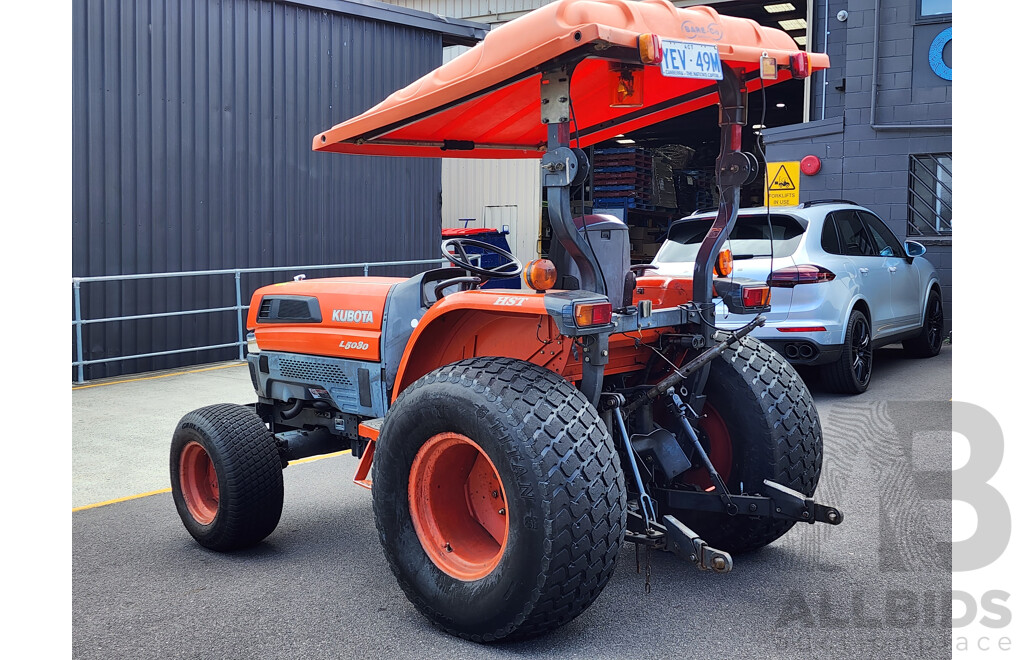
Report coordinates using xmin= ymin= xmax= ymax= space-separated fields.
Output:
xmin=257 ymin=298 xmax=273 ymax=319
xmin=262 ymin=353 xmax=380 ymax=416
xmin=279 ymin=359 xmax=354 ymax=387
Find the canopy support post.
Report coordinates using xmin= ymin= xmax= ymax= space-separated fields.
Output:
xmin=540 ymin=66 xmax=608 ymax=406
xmin=690 ymin=63 xmax=752 ymax=398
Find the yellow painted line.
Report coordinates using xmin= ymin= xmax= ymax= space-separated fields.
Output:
xmin=72 ymin=488 xmax=172 ymax=512
xmin=72 ymin=362 xmax=247 ymax=390
xmin=288 ymin=449 xmax=352 ymax=465
xmin=72 ymin=449 xmax=352 ymax=512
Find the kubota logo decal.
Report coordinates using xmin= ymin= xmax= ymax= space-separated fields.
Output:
xmin=492 ymin=296 xmax=527 ymax=306
xmin=332 ymin=309 xmax=374 ymax=323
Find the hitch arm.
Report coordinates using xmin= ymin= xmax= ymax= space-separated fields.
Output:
xmin=663 ymin=515 xmax=733 ymax=573
xmin=652 ymin=481 xmax=845 ymax=526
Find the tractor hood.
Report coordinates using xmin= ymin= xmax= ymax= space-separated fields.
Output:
xmin=313 ymin=0 xmax=828 ymax=159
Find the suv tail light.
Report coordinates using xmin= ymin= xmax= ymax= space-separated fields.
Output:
xmin=767 ymin=265 xmax=836 ymax=288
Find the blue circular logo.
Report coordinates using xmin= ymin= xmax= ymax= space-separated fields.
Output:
xmin=929 ymin=27 xmax=952 ymax=81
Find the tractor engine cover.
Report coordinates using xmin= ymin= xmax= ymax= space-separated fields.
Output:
xmin=249 ymin=277 xmax=398 ymax=362
xmin=247 ymin=276 xmax=409 ymax=418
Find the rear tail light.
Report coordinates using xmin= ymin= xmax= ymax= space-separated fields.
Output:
xmin=767 ymin=265 xmax=836 ymax=288
xmin=741 ymin=285 xmax=771 ymax=308
xmin=638 ymin=33 xmax=663 ymax=65
xmin=573 ymin=301 xmax=613 ymax=327
xmin=789 ymin=52 xmax=812 ymax=79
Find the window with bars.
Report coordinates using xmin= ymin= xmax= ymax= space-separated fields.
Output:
xmin=907 ymin=153 xmax=951 ymax=237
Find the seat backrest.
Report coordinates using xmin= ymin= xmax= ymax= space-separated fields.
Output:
xmin=553 ymin=214 xmax=631 ymax=308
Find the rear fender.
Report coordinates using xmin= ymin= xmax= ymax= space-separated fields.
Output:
xmin=916 ymin=277 xmax=942 ymax=327
xmin=391 ymin=289 xmax=677 ymax=401
xmin=391 ymin=290 xmax=569 ymax=400
xmin=841 ymin=295 xmax=871 ymax=343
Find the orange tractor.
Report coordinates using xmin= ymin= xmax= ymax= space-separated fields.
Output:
xmin=171 ymin=0 xmax=843 ymax=642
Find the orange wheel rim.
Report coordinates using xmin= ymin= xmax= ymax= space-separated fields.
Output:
xmin=180 ymin=441 xmax=219 ymax=525
xmin=408 ymin=433 xmax=509 ymax=581
xmin=688 ymin=403 xmax=733 ymax=491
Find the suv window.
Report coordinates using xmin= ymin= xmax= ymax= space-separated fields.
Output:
xmin=830 ymin=210 xmax=876 ymax=257
xmin=660 ymin=214 xmax=806 ymax=263
xmin=820 ymin=216 xmax=842 ymax=254
xmin=858 ymin=211 xmax=906 ymax=258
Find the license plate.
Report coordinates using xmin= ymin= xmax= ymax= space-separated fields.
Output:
xmin=659 ymin=39 xmax=723 ymax=81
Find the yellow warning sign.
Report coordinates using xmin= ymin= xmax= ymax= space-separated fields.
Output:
xmin=765 ymin=161 xmax=800 ymax=207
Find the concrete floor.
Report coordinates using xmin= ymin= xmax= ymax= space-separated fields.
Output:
xmin=72 ymin=362 xmax=255 ymax=508
xmin=72 ymin=346 xmax=952 ymax=659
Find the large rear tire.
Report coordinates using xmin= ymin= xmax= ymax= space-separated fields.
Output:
xmin=170 ymin=403 xmax=284 ymax=551
xmin=372 ymin=357 xmax=626 ymax=642
xmin=662 ymin=335 xmax=823 ymax=554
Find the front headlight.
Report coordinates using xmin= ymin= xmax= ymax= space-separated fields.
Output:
xmin=246 ymin=332 xmax=260 ymax=355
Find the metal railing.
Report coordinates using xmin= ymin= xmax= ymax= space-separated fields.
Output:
xmin=71 ymin=258 xmax=447 ymax=384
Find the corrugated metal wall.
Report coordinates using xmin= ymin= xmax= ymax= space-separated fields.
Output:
xmin=73 ymin=0 xmax=444 ymax=380
xmin=382 ymin=0 xmax=553 ymax=23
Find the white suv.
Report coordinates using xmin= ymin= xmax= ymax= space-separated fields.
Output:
xmin=651 ymin=200 xmax=945 ymax=393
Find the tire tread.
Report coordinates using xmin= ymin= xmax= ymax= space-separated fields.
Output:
xmin=171 ymin=403 xmax=283 ymax=551
xmin=374 ymin=358 xmax=625 ymax=642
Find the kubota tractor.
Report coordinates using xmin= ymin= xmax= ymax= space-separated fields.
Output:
xmin=170 ymin=0 xmax=843 ymax=642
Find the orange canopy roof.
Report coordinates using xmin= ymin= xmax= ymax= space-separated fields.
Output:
xmin=314 ymin=0 xmax=829 ymax=159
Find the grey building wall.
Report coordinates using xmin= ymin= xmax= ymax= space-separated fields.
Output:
xmin=810 ymin=0 xmax=847 ymax=121
xmin=73 ymin=0 xmax=478 ymax=380
xmin=765 ymin=0 xmax=952 ymax=331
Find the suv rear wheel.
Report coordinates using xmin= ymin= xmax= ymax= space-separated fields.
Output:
xmin=821 ymin=309 xmax=872 ymax=394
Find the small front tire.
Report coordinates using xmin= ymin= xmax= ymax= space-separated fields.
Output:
xmin=170 ymin=403 xmax=284 ymax=551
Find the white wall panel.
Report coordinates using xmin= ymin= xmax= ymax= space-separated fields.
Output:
xmin=441 ymin=158 xmax=542 ymax=263
xmin=433 ymin=43 xmax=543 ymax=263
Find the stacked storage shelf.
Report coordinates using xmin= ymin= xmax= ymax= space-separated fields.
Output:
xmin=674 ymin=168 xmax=718 ymax=213
xmin=592 ymin=147 xmax=656 ymax=211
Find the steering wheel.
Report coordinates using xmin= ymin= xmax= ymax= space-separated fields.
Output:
xmin=441 ymin=237 xmax=523 ymax=280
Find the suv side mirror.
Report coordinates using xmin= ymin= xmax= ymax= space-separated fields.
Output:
xmin=904 ymin=240 xmax=927 ymax=259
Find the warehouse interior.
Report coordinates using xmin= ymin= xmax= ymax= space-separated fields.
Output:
xmin=533 ymin=0 xmax=812 ymax=262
